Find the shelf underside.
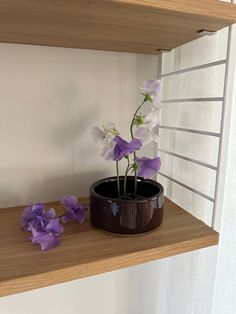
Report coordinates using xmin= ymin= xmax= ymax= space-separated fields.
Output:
xmin=0 ymin=197 xmax=218 ymax=297
xmin=0 ymin=1 xmax=236 ymax=54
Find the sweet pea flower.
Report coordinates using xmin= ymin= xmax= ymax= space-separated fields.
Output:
xmin=30 ymin=217 xmax=64 ymax=252
xmin=91 ymin=122 xmax=119 ymax=144
xmin=141 ymin=80 xmax=161 ymax=108
xmin=21 ymin=195 xmax=87 ymax=251
xmin=113 ymin=135 xmax=142 ymax=161
xmin=91 ymin=122 xmax=119 ymax=161
xmin=101 ymin=139 xmax=116 ymax=160
xmin=21 ymin=204 xmax=64 ymax=251
xmin=61 ymin=195 xmax=86 ymax=224
xmin=134 ymin=107 xmax=160 ymax=146
xmin=134 ymin=127 xmax=159 ymax=146
xmin=61 ymin=195 xmax=77 ymax=209
xmin=21 ymin=203 xmax=45 ymax=230
xmin=144 ymin=107 xmax=159 ymax=129
xmin=136 ymin=156 xmax=161 ymax=179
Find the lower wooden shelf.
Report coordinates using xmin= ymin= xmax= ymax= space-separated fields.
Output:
xmin=0 ymin=197 xmax=218 ymax=297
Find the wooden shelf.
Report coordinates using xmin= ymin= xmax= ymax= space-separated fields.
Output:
xmin=0 ymin=1 xmax=236 ymax=54
xmin=0 ymin=197 xmax=218 ymax=297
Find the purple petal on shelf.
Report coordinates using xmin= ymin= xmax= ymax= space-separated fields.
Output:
xmin=43 ymin=208 xmax=56 ymax=220
xmin=61 ymin=208 xmax=77 ymax=223
xmin=20 ymin=203 xmax=45 ymax=230
xmin=61 ymin=195 xmax=78 ymax=209
xmin=31 ymin=203 xmax=45 ymax=213
xmin=113 ymin=136 xmax=142 ymax=161
xmin=75 ymin=205 xmax=86 ymax=224
xmin=46 ymin=218 xmax=64 ymax=234
xmin=31 ymin=229 xmax=62 ymax=252
xmin=136 ymin=156 xmax=161 ymax=179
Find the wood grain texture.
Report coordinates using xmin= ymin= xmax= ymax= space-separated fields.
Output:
xmin=0 ymin=197 xmax=218 ymax=297
xmin=0 ymin=0 xmax=235 ymax=54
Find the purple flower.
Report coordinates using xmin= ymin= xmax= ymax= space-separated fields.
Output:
xmin=136 ymin=157 xmax=161 ymax=179
xmin=21 ymin=195 xmax=87 ymax=251
xmin=61 ymin=195 xmax=78 ymax=209
xmin=21 ymin=202 xmax=64 ymax=251
xmin=141 ymin=80 xmax=161 ymax=108
xmin=21 ymin=203 xmax=45 ymax=230
xmin=61 ymin=195 xmax=86 ymax=224
xmin=113 ymin=136 xmax=142 ymax=161
xmin=30 ymin=218 xmax=64 ymax=252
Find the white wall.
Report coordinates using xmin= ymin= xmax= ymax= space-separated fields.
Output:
xmin=0 ymin=44 xmax=157 ymax=208
xmin=0 ymin=44 xmax=160 ymax=314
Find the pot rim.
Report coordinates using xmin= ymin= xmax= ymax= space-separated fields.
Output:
xmin=90 ymin=176 xmax=164 ymax=204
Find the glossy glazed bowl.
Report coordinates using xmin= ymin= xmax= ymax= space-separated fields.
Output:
xmin=90 ymin=176 xmax=164 ymax=235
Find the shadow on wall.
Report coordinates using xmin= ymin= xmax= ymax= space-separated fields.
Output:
xmin=30 ymin=171 xmax=108 ymax=200
xmin=0 ymin=170 xmax=109 ymax=208
xmin=50 ymin=81 xmax=100 ymax=152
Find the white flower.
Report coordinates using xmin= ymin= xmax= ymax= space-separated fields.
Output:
xmin=134 ymin=127 xmax=159 ymax=146
xmin=91 ymin=122 xmax=119 ymax=161
xmin=101 ymin=139 xmax=116 ymax=160
xmin=144 ymin=107 xmax=159 ymax=129
xmin=141 ymin=80 xmax=161 ymax=108
xmin=134 ymin=107 xmax=160 ymax=146
xmin=91 ymin=121 xmax=119 ymax=144
xmin=91 ymin=126 xmax=106 ymax=143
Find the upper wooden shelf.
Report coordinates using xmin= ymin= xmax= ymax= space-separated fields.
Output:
xmin=0 ymin=197 xmax=218 ymax=297
xmin=0 ymin=0 xmax=236 ymax=54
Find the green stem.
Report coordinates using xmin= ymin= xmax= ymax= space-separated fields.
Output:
xmin=130 ymin=99 xmax=146 ymax=140
xmin=124 ymin=158 xmax=132 ymax=196
xmin=116 ymin=161 xmax=120 ymax=199
xmin=130 ymin=97 xmax=147 ymax=196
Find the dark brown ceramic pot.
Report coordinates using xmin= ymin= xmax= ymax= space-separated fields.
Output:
xmin=90 ymin=176 xmax=164 ymax=235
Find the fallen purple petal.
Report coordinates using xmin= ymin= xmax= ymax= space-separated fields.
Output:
xmin=61 ymin=195 xmax=78 ymax=209
xmin=61 ymin=208 xmax=77 ymax=223
xmin=21 ymin=203 xmax=45 ymax=230
xmin=46 ymin=218 xmax=64 ymax=234
xmin=74 ymin=204 xmax=86 ymax=224
xmin=21 ymin=195 xmax=87 ymax=251
xmin=61 ymin=195 xmax=86 ymax=224
xmin=43 ymin=208 xmax=56 ymax=221
xmin=31 ymin=228 xmax=62 ymax=252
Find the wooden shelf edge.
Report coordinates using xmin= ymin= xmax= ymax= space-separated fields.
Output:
xmin=0 ymin=232 xmax=218 ymax=297
xmin=0 ymin=197 xmax=219 ymax=297
xmin=0 ymin=0 xmax=236 ymax=54
xmin=115 ymin=0 xmax=236 ymax=22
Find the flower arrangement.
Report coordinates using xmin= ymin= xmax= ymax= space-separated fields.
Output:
xmin=20 ymin=80 xmax=162 ymax=248
xmin=21 ymin=195 xmax=87 ymax=251
xmin=92 ymin=80 xmax=161 ymax=199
